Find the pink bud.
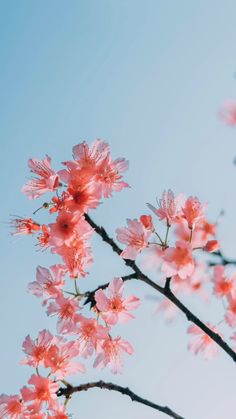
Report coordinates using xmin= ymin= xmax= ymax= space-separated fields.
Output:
xmin=139 ymin=215 xmax=153 ymax=231
xmin=203 ymin=240 xmax=219 ymax=253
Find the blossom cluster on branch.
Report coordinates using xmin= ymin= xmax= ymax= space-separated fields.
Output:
xmin=2 ymin=138 xmax=236 ymax=418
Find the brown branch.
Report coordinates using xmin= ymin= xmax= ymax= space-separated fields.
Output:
xmin=84 ymin=214 xmax=236 ymax=363
xmin=57 ymin=380 xmax=186 ymax=419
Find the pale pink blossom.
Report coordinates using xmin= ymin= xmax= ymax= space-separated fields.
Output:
xmin=95 ymin=155 xmax=129 ymax=198
xmin=219 ymin=100 xmax=236 ymax=125
xmin=155 ymin=299 xmax=179 ymax=322
xmin=212 ymin=265 xmax=235 ymax=298
xmin=94 ymin=336 xmax=133 ymax=374
xmin=72 ymin=139 xmax=110 ymax=176
xmin=95 ymin=278 xmax=140 ymax=325
xmin=44 ymin=340 xmax=85 ymax=379
xmin=55 ymin=243 xmax=93 ymax=278
xmin=28 ymin=265 xmax=66 ymax=304
xmin=22 ymin=155 xmax=60 ymax=199
xmin=162 ymin=240 xmax=194 ymax=279
xmin=182 ymin=196 xmax=206 ymax=229
xmin=75 ymin=317 xmax=108 ymax=357
xmin=47 ymin=294 xmax=81 ymax=334
xmin=21 ymin=375 xmax=59 ymax=409
xmin=21 ymin=329 xmax=55 ymax=367
xmin=187 ymin=324 xmax=219 ymax=359
xmin=225 ymin=290 xmax=236 ymax=327
xmin=0 ymin=394 xmax=23 ymax=418
xmin=11 ymin=217 xmax=40 ymax=235
xmin=48 ymin=405 xmax=68 ymax=419
xmin=172 ymin=261 xmax=208 ymax=300
xmin=116 ymin=219 xmax=151 ymax=260
xmin=147 ymin=190 xmax=184 ymax=225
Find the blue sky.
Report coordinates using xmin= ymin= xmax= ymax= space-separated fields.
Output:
xmin=1 ymin=1 xmax=236 ymax=418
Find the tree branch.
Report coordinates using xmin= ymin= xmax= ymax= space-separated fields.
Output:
xmin=57 ymin=380 xmax=186 ymax=419
xmin=208 ymin=250 xmax=236 ymax=266
xmin=84 ymin=214 xmax=236 ymax=362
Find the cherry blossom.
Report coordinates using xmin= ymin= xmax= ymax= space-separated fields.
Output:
xmin=219 ymin=100 xmax=236 ymax=125
xmin=47 ymin=294 xmax=81 ymax=334
xmin=212 ymin=265 xmax=235 ymax=298
xmin=44 ymin=340 xmax=85 ymax=379
xmin=182 ymin=196 xmax=206 ymax=230
xmin=225 ymin=290 xmax=236 ymax=327
xmin=28 ymin=265 xmax=66 ymax=304
xmin=22 ymin=155 xmax=60 ymax=199
xmin=75 ymin=317 xmax=109 ymax=357
xmin=0 ymin=394 xmax=24 ymax=418
xmin=94 ymin=336 xmax=134 ymax=374
xmin=21 ymin=375 xmax=59 ymax=410
xmin=116 ymin=218 xmax=151 ymax=260
xmin=147 ymin=190 xmax=183 ymax=225
xmin=95 ymin=278 xmax=140 ymax=325
xmin=161 ymin=240 xmax=194 ymax=279
xmin=11 ymin=217 xmax=40 ymax=235
xmin=21 ymin=329 xmax=55 ymax=367
xmin=187 ymin=324 xmax=219 ymax=359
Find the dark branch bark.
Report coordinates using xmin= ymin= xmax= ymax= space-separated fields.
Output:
xmin=208 ymin=250 xmax=236 ymax=266
xmin=57 ymin=380 xmax=186 ymax=419
xmin=84 ymin=214 xmax=236 ymax=363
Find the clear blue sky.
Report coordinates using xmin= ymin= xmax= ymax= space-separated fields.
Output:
xmin=1 ymin=1 xmax=236 ymax=418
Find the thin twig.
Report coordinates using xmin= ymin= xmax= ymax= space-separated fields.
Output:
xmin=57 ymin=380 xmax=186 ymax=419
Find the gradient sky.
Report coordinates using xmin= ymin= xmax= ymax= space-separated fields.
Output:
xmin=1 ymin=1 xmax=236 ymax=418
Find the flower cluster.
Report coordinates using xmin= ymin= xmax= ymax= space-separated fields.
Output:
xmin=4 ymin=141 xmax=139 ymax=418
xmin=4 ymin=140 xmax=236 ymax=417
xmin=116 ymin=189 xmax=236 ymax=359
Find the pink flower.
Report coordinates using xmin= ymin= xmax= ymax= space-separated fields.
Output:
xmin=0 ymin=394 xmax=23 ymax=418
xmin=55 ymin=243 xmax=93 ymax=279
xmin=75 ymin=317 xmax=108 ymax=357
xmin=49 ymin=210 xmax=82 ymax=247
xmin=147 ymin=190 xmax=183 ymax=225
xmin=48 ymin=405 xmax=68 ymax=419
xmin=95 ymin=155 xmax=130 ymax=198
xmin=11 ymin=217 xmax=40 ymax=235
xmin=22 ymin=155 xmax=60 ymax=199
xmin=63 ymin=180 xmax=101 ymax=214
xmin=162 ymin=240 xmax=194 ymax=279
xmin=44 ymin=341 xmax=85 ymax=379
xmin=225 ymin=290 xmax=236 ymax=327
xmin=155 ymin=299 xmax=179 ymax=323
xmin=182 ymin=196 xmax=206 ymax=229
xmin=212 ymin=265 xmax=235 ymax=298
xmin=172 ymin=261 xmax=208 ymax=300
xmin=95 ymin=278 xmax=140 ymax=325
xmin=187 ymin=324 xmax=219 ymax=359
xmin=94 ymin=336 xmax=133 ymax=374
xmin=219 ymin=100 xmax=236 ymax=125
xmin=203 ymin=240 xmax=219 ymax=253
xmin=47 ymin=294 xmax=81 ymax=334
xmin=28 ymin=265 xmax=66 ymax=304
xmin=116 ymin=219 xmax=151 ymax=260
xmin=21 ymin=375 xmax=58 ymax=409
xmin=21 ymin=329 xmax=55 ymax=367
xmin=72 ymin=139 xmax=110 ymax=177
